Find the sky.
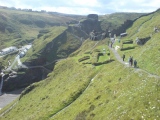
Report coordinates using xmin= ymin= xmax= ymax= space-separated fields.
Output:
xmin=0 ymin=0 xmax=160 ymax=15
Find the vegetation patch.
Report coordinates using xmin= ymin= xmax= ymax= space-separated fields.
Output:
xmin=92 ymin=59 xmax=114 ymax=66
xmin=122 ymin=40 xmax=133 ymax=44
xmin=78 ymin=56 xmax=90 ymax=62
xmin=120 ymin=46 xmax=135 ymax=51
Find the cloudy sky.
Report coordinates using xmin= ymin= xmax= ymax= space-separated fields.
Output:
xmin=0 ymin=0 xmax=160 ymax=15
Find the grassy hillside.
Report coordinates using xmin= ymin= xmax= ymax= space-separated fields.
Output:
xmin=114 ymin=9 xmax=160 ymax=76
xmin=0 ymin=8 xmax=83 ymax=69
xmin=0 ymin=9 xmax=160 ymax=120
xmin=0 ymin=8 xmax=77 ymax=49
xmin=99 ymin=12 xmax=144 ymax=31
xmin=0 ymin=38 xmax=159 ymax=120
xmin=22 ymin=26 xmax=82 ymax=66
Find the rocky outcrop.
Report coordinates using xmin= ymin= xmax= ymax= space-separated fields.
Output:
xmin=2 ymin=68 xmax=45 ymax=92
xmin=67 ymin=26 xmax=89 ymax=39
xmin=136 ymin=36 xmax=151 ymax=45
xmin=111 ymin=20 xmax=133 ymax=36
xmin=80 ymin=14 xmax=102 ymax=34
xmin=87 ymin=14 xmax=98 ymax=21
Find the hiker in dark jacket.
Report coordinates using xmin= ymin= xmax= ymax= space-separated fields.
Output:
xmin=130 ymin=56 xmax=133 ymax=66
xmin=122 ymin=54 xmax=125 ymax=61
xmin=134 ymin=60 xmax=137 ymax=68
xmin=128 ymin=56 xmax=131 ymax=66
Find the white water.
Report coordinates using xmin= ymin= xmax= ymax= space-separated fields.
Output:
xmin=0 ymin=72 xmax=5 ymax=95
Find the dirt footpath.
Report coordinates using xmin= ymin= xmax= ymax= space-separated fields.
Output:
xmin=0 ymin=88 xmax=24 ymax=110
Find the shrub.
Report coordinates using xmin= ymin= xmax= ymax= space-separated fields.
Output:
xmin=93 ymin=49 xmax=101 ymax=52
xmin=120 ymin=46 xmax=135 ymax=51
xmin=123 ymin=40 xmax=133 ymax=44
xmin=78 ymin=56 xmax=90 ymax=62
xmin=82 ymin=62 xmax=92 ymax=64
xmin=92 ymin=59 xmax=114 ymax=66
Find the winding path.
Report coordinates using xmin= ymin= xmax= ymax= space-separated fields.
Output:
xmin=50 ymin=73 xmax=99 ymax=119
xmin=1 ymin=40 xmax=159 ymax=118
xmin=108 ymin=46 xmax=160 ymax=79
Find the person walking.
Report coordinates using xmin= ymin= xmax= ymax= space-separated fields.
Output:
xmin=122 ymin=54 xmax=125 ymax=61
xmin=130 ymin=56 xmax=133 ymax=66
xmin=134 ymin=59 xmax=137 ymax=68
xmin=128 ymin=56 xmax=131 ymax=66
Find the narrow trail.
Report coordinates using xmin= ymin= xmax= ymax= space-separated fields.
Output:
xmin=137 ymin=15 xmax=154 ymax=32
xmin=108 ymin=46 xmax=160 ymax=79
xmin=50 ymin=73 xmax=98 ymax=119
xmin=1 ymin=38 xmax=159 ymax=119
xmin=91 ymin=41 xmax=100 ymax=51
xmin=129 ymin=15 xmax=154 ymax=38
xmin=50 ymin=41 xmax=101 ymax=118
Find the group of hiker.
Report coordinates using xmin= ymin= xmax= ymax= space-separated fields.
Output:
xmin=122 ymin=54 xmax=137 ymax=68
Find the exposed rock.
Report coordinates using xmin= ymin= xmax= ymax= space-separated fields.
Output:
xmin=80 ymin=19 xmax=101 ymax=35
xmin=67 ymin=26 xmax=89 ymax=39
xmin=136 ymin=37 xmax=151 ymax=45
xmin=3 ymin=68 xmax=43 ymax=92
xmin=112 ymin=20 xmax=133 ymax=36
xmin=87 ymin=14 xmax=98 ymax=21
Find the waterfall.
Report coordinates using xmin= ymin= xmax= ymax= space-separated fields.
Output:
xmin=0 ymin=72 xmax=5 ymax=95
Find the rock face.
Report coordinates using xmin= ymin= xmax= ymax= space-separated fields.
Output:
xmin=111 ymin=20 xmax=133 ymax=36
xmin=2 ymin=29 xmax=82 ymax=92
xmin=80 ymin=14 xmax=101 ymax=35
xmin=136 ymin=37 xmax=151 ymax=45
xmin=87 ymin=14 xmax=98 ymax=21
xmin=2 ymin=68 xmax=44 ymax=92
xmin=67 ymin=26 xmax=89 ymax=39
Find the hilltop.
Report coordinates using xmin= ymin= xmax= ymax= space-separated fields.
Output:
xmin=0 ymin=8 xmax=79 ymax=49
xmin=0 ymin=8 xmax=160 ymax=120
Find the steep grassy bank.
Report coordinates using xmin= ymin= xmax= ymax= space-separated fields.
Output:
xmin=22 ymin=26 xmax=81 ymax=66
xmin=1 ymin=39 xmax=159 ymax=120
xmin=52 ymin=61 xmax=159 ymax=120
xmin=116 ymin=9 xmax=160 ymax=76
xmin=99 ymin=12 xmax=144 ymax=32
xmin=0 ymin=57 xmax=98 ymax=120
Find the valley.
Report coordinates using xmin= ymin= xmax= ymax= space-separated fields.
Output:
xmin=0 ymin=7 xmax=160 ymax=120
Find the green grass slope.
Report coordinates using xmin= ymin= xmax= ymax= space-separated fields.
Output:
xmin=0 ymin=39 xmax=159 ymax=120
xmin=22 ymin=26 xmax=81 ymax=66
xmin=0 ymin=8 xmax=77 ymax=49
xmin=116 ymin=9 xmax=160 ymax=76
xmin=99 ymin=12 xmax=144 ymax=31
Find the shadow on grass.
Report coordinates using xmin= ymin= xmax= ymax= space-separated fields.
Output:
xmin=120 ymin=47 xmax=135 ymax=51
xmin=123 ymin=40 xmax=133 ymax=44
xmin=82 ymin=59 xmax=115 ymax=66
